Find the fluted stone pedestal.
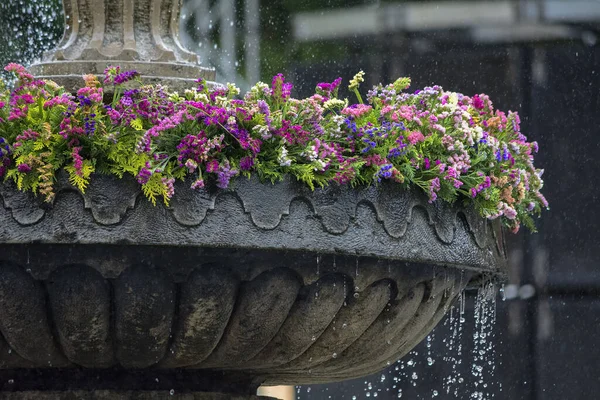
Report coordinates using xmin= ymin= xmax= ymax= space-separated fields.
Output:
xmin=29 ymin=0 xmax=216 ymax=91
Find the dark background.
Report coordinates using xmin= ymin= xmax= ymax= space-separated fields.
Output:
xmin=1 ymin=0 xmax=599 ymax=399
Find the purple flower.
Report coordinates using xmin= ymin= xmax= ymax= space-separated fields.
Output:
xmin=215 ymin=160 xmax=238 ymax=189
xmin=239 ymin=156 xmax=254 ymax=171
xmin=137 ymin=162 xmax=153 ymax=184
xmin=17 ymin=163 xmax=31 ymax=173
xmin=114 ymin=70 xmax=140 ymax=85
xmin=377 ymin=164 xmax=394 ymax=182
xmin=428 ymin=177 xmax=441 ymax=203
xmin=120 ymin=96 xmax=134 ymax=107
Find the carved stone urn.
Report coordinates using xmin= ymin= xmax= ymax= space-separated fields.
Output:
xmin=28 ymin=0 xmax=217 ymax=92
xmin=1 ymin=1 xmax=507 ymax=398
xmin=0 ymin=173 xmax=506 ymax=398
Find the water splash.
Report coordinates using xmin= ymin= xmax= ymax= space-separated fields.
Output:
xmin=470 ymin=282 xmax=500 ymax=399
xmin=296 ymin=282 xmax=501 ymax=399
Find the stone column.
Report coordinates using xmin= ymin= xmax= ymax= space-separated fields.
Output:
xmin=28 ymin=0 xmax=216 ymax=91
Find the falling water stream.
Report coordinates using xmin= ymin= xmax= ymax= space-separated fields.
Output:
xmin=297 ymin=259 xmax=502 ymax=399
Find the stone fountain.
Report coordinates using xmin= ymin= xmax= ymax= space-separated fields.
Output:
xmin=0 ymin=1 xmax=507 ymax=398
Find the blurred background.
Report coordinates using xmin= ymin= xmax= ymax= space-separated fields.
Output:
xmin=1 ymin=0 xmax=599 ymax=398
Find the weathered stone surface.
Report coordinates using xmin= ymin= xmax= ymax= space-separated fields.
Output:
xmin=0 ymin=173 xmax=506 ymax=275
xmin=47 ymin=265 xmax=114 ymax=367
xmin=0 ymin=262 xmax=69 ymax=367
xmin=0 ymin=172 xmax=506 ymax=391
xmin=114 ymin=265 xmax=176 ymax=368
xmin=28 ymin=0 xmax=217 ymax=92
xmin=0 ymin=252 xmax=475 ymax=386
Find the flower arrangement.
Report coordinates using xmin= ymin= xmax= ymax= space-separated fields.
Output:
xmin=0 ymin=63 xmax=547 ymax=233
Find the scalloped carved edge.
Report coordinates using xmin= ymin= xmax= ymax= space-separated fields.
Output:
xmin=0 ymin=174 xmax=504 ymax=257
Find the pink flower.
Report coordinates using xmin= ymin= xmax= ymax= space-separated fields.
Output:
xmin=162 ymin=177 xmax=175 ymax=199
xmin=342 ymin=104 xmax=373 ymax=118
xmin=407 ymin=131 xmax=425 ymax=145
xmin=191 ymin=178 xmax=205 ymax=190
xmin=4 ymin=63 xmax=34 ymax=82
xmin=206 ymin=159 xmax=219 ymax=173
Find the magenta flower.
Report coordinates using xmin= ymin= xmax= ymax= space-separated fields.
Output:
xmin=191 ymin=178 xmax=205 ymax=190
xmin=316 ymin=77 xmax=342 ymax=98
xmin=272 ymin=73 xmax=293 ymax=102
xmin=206 ymin=159 xmax=219 ymax=173
xmin=239 ymin=156 xmax=254 ymax=171
xmin=72 ymin=147 xmax=84 ymax=176
xmin=472 ymin=94 xmax=485 ymax=110
xmin=17 ymin=163 xmax=31 ymax=173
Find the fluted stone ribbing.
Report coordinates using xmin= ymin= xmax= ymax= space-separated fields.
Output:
xmin=28 ymin=0 xmax=216 ymax=91
xmin=0 ymin=255 xmax=468 ymax=385
xmin=0 ymin=173 xmax=506 ymax=395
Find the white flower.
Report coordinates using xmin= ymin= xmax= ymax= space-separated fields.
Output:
xmin=313 ymin=159 xmax=327 ymax=171
xmin=323 ymin=98 xmax=347 ymax=110
xmin=168 ymin=92 xmax=181 ymax=102
xmin=215 ymin=96 xmax=228 ymax=107
xmin=253 ymin=124 xmax=271 ymax=140
xmin=278 ymin=146 xmax=292 ymax=167
xmin=227 ymin=82 xmax=241 ymax=96
xmin=305 ymin=146 xmax=318 ymax=161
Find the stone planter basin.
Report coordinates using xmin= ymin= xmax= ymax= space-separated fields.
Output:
xmin=0 ymin=173 xmax=506 ymax=396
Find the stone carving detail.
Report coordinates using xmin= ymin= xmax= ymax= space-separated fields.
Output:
xmin=51 ymin=0 xmax=196 ymax=63
xmin=28 ymin=0 xmax=216 ymax=92
xmin=0 ymin=174 xmax=506 ymax=271
xmin=0 ymin=259 xmax=466 ymax=385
